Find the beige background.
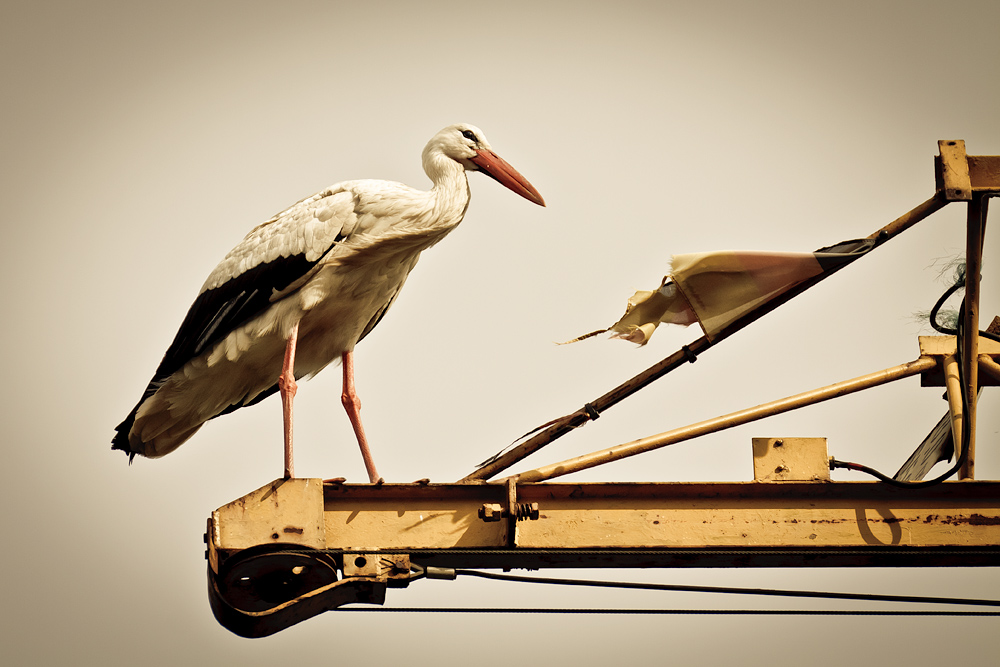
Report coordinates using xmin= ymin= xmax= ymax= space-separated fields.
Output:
xmin=3 ymin=1 xmax=999 ymax=665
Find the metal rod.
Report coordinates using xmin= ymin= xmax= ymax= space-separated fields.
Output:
xmin=942 ymin=355 xmax=965 ymax=465
xmin=506 ymin=357 xmax=937 ymax=484
xmin=462 ymin=336 xmax=713 ymax=482
xmin=866 ymin=194 xmax=949 ymax=244
xmin=463 ymin=195 xmax=949 ymax=482
xmin=961 ymin=194 xmax=985 ymax=479
xmin=980 ymin=355 xmax=1000 ymax=383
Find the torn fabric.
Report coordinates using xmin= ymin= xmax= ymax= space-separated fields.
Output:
xmin=573 ymin=238 xmax=874 ymax=345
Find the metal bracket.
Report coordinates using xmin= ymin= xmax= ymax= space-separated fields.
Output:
xmin=937 ymin=140 xmax=972 ymax=200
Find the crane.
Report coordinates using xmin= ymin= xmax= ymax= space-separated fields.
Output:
xmin=202 ymin=140 xmax=1000 ymax=637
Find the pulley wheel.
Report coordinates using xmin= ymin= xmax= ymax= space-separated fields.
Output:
xmin=218 ymin=549 xmax=338 ymax=612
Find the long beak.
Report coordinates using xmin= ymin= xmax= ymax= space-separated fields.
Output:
xmin=470 ymin=149 xmax=546 ymax=207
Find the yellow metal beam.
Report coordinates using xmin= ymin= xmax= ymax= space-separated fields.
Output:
xmin=206 ymin=477 xmax=1000 ymax=637
xmin=209 ymin=475 xmax=1000 ymax=569
xmin=209 ymin=478 xmax=1000 ymax=568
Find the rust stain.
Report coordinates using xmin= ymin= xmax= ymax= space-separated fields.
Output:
xmin=968 ymin=514 xmax=1000 ymax=526
xmin=939 ymin=513 xmax=1000 ymax=526
xmin=283 ymin=526 xmax=304 ymax=535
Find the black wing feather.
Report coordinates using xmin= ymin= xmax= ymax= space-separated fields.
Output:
xmin=112 ymin=250 xmax=330 ymax=455
xmin=158 ymin=254 xmax=318 ymax=378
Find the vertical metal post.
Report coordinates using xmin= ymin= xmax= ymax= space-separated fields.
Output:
xmin=960 ymin=194 xmax=986 ymax=479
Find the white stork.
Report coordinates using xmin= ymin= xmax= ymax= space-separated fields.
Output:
xmin=112 ymin=123 xmax=544 ymax=482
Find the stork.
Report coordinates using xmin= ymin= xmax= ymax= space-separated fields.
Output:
xmin=112 ymin=124 xmax=545 ymax=482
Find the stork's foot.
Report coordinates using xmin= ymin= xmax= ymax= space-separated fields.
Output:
xmin=321 ymin=475 xmax=384 ymax=485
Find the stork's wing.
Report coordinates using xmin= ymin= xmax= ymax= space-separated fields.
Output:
xmin=112 ymin=189 xmax=358 ymax=450
xmin=154 ymin=189 xmax=358 ymax=381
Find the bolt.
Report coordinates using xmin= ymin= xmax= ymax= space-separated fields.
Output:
xmin=514 ymin=502 xmax=540 ymax=521
xmin=479 ymin=503 xmax=504 ymax=522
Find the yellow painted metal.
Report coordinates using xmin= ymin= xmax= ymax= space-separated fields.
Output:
xmin=959 ymin=155 xmax=1000 ymax=193
xmin=937 ymin=140 xmax=972 ymax=200
xmin=942 ymin=354 xmax=966 ymax=469
xmin=752 ymin=438 xmax=830 ymax=482
xmin=210 ymin=478 xmax=326 ymax=564
xmin=936 ymin=149 xmax=1000 ymax=195
xmin=508 ymin=356 xmax=936 ymax=484
xmin=918 ymin=335 xmax=1000 ymax=385
xmin=207 ymin=476 xmax=1000 ymax=636
xmin=981 ymin=354 xmax=1000 ymax=383
xmin=515 ymin=483 xmax=1000 ymax=550
xmin=967 ymin=155 xmax=1000 ymax=191
xmin=323 ymin=492 xmax=507 ymax=550
xmin=961 ymin=194 xmax=985 ymax=479
xmin=210 ymin=479 xmax=1000 ymax=555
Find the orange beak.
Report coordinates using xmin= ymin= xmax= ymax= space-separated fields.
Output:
xmin=470 ymin=148 xmax=546 ymax=206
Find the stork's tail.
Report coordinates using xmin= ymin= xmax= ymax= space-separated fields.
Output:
xmin=111 ymin=393 xmax=206 ymax=462
xmin=112 ymin=410 xmax=140 ymax=463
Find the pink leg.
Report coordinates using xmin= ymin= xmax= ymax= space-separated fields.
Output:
xmin=278 ymin=322 xmax=299 ymax=479
xmin=341 ymin=350 xmax=383 ymax=483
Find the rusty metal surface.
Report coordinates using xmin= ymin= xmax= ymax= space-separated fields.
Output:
xmin=211 ymin=478 xmax=1000 ymax=559
xmin=309 ymin=480 xmax=1000 ymax=553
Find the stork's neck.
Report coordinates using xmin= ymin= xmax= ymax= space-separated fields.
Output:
xmin=423 ymin=151 xmax=472 ymax=224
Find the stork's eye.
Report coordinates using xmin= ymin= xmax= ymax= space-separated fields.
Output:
xmin=461 ymin=130 xmax=478 ymax=142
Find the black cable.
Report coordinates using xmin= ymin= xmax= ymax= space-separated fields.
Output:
xmin=451 ymin=569 xmax=1000 ymax=608
xmin=928 ymin=266 xmax=965 ymax=335
xmin=924 ymin=264 xmax=998 ymax=342
xmin=830 ymin=279 xmax=974 ymax=488
xmin=335 ymin=608 xmax=1000 ymax=616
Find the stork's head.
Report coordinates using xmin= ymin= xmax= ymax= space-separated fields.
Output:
xmin=423 ymin=123 xmax=545 ymax=206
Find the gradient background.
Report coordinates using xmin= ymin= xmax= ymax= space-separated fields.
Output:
xmin=3 ymin=1 xmax=999 ymax=665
